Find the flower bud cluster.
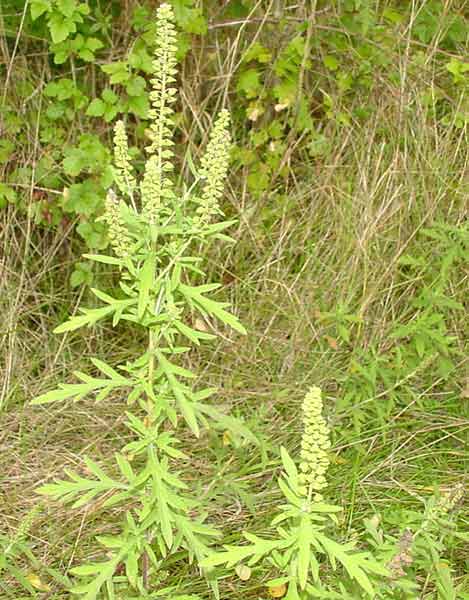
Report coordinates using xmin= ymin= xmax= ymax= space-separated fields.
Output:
xmin=103 ymin=4 xmax=230 ymax=255
xmin=145 ymin=3 xmax=177 ymax=160
xmin=298 ymin=386 xmax=331 ymax=501
xmin=423 ymin=483 xmax=465 ymax=531
xmin=103 ymin=190 xmax=132 ymax=258
xmin=437 ymin=483 xmax=464 ymax=514
xmin=194 ymin=109 xmax=231 ymax=226
xmin=113 ymin=121 xmax=136 ymax=198
xmin=142 ymin=3 xmax=178 ymax=223
xmin=141 ymin=155 xmax=174 ymax=225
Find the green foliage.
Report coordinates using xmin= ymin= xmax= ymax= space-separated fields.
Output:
xmin=202 ymin=443 xmax=388 ymax=596
xmin=336 ymin=220 xmax=468 ymax=433
xmin=364 ymin=485 xmax=468 ymax=599
xmin=2 ymin=1 xmax=467 ymax=597
xmin=0 ymin=507 xmax=70 ymax=598
xmin=2 ymin=0 xmax=467 ymax=264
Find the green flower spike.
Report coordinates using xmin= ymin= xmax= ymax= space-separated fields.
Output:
xmin=195 ymin=109 xmax=232 ymax=226
xmin=103 ymin=189 xmax=132 ymax=258
xmin=298 ymin=386 xmax=331 ymax=501
xmin=113 ymin=120 xmax=136 ymax=199
xmin=141 ymin=3 xmax=178 ymax=224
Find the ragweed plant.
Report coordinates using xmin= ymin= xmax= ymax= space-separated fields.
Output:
xmin=201 ymin=387 xmax=388 ymax=598
xmin=364 ymin=484 xmax=467 ymax=599
xmin=31 ymin=4 xmax=250 ymax=598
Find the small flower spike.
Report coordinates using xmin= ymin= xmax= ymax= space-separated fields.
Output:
xmin=195 ymin=109 xmax=231 ymax=226
xmin=103 ymin=189 xmax=132 ymax=258
xmin=113 ymin=120 xmax=136 ymax=199
xmin=298 ymin=386 xmax=331 ymax=501
xmin=142 ymin=3 xmax=178 ymax=223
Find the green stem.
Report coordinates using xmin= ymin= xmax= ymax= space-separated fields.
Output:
xmin=148 ymin=328 xmax=155 ymax=415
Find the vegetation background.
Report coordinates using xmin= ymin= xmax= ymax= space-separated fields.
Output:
xmin=0 ymin=0 xmax=468 ymax=598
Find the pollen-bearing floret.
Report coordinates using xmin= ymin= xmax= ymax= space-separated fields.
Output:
xmin=103 ymin=189 xmax=132 ymax=258
xmin=298 ymin=386 xmax=331 ymax=501
xmin=141 ymin=2 xmax=178 ymax=225
xmin=103 ymin=2 xmax=231 ymax=254
xmin=113 ymin=120 xmax=136 ymax=198
xmin=194 ymin=109 xmax=231 ymax=226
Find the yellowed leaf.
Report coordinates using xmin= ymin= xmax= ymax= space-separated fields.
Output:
xmin=235 ymin=564 xmax=251 ymax=580
xmin=143 ymin=415 xmax=156 ymax=428
xmin=222 ymin=430 xmax=232 ymax=447
xmin=268 ymin=583 xmax=287 ymax=598
xmin=330 ymin=452 xmax=347 ymax=465
xmin=26 ymin=573 xmax=50 ymax=592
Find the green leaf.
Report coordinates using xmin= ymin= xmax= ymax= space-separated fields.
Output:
xmin=315 ymin=534 xmax=381 ymax=596
xmin=280 ymin=446 xmax=298 ymax=483
xmin=0 ymin=183 xmax=17 ymax=207
xmin=86 ymin=98 xmax=106 ymax=117
xmin=128 ymin=47 xmax=153 ymax=73
xmin=323 ymin=55 xmax=339 ymax=71
xmin=36 ymin=459 xmax=126 ymax=509
xmin=90 ymin=288 xmax=121 ymax=304
xmin=278 ymin=477 xmax=302 ymax=508
xmin=104 ymin=105 xmax=119 ymax=122
xmin=236 ymin=68 xmax=262 ymax=99
xmin=90 ymin=358 xmax=127 ymax=381
xmin=242 ymin=42 xmax=272 ymax=64
xmin=115 ymin=453 xmax=134 ymax=482
xmin=30 ymin=0 xmax=51 ymax=20
xmin=200 ymin=535 xmax=284 ymax=569
xmin=79 ymin=49 xmax=97 ymax=62
xmin=49 ymin=13 xmax=75 ymax=44
xmin=196 ymin=402 xmax=259 ymax=446
xmin=57 ymin=0 xmax=76 ymax=18
xmin=179 ymin=284 xmax=246 ymax=335
xmin=63 ymin=152 xmax=84 ymax=176
xmin=83 ymin=253 xmax=123 ymax=266
xmin=148 ymin=453 xmax=174 ymax=548
xmin=69 ymin=564 xmax=102 ymax=576
xmin=125 ymin=550 xmax=138 ymax=588
xmin=172 ymin=0 xmax=207 ymax=34
xmin=31 ymin=363 xmax=128 ymax=404
xmin=173 ymin=319 xmax=215 ymax=345
xmin=101 ymin=88 xmax=118 ymax=104
xmin=127 ymin=94 xmax=149 ymax=118
xmin=77 ymin=3 xmax=90 ymax=15
xmin=69 ymin=552 xmax=125 ymax=600
xmin=101 ymin=62 xmax=130 ymax=84
xmin=126 ymin=75 xmax=147 ymax=97
xmin=31 ymin=385 xmax=80 ymax=405
xmin=76 ymin=222 xmax=108 ymax=250
xmin=297 ymin=514 xmax=312 ymax=589
xmin=138 ymin=254 xmax=155 ymax=320
xmin=70 ymin=262 xmax=93 ymax=288
xmin=156 ymin=351 xmax=199 ymax=437
xmin=0 ymin=139 xmax=15 ymax=164
xmin=85 ymin=37 xmax=104 ymax=53
xmin=53 ymin=306 xmax=112 ymax=333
